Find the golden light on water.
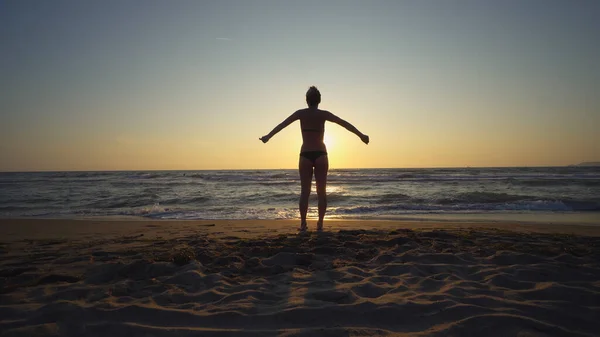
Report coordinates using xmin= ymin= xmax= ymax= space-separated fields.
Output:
xmin=326 ymin=185 xmax=344 ymax=194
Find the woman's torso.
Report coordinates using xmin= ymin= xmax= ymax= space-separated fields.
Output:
xmin=298 ymin=108 xmax=327 ymax=152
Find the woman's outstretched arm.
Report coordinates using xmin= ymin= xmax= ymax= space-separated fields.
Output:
xmin=259 ymin=111 xmax=300 ymax=143
xmin=325 ymin=111 xmax=369 ymax=144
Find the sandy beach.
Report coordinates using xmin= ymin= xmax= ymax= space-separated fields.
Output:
xmin=1 ymin=218 xmax=599 ymax=336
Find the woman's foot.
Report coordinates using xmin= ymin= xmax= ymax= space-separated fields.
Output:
xmin=316 ymin=221 xmax=323 ymax=231
xmin=298 ymin=222 xmax=308 ymax=232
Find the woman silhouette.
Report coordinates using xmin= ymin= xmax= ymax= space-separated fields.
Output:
xmin=260 ymin=86 xmax=369 ymax=231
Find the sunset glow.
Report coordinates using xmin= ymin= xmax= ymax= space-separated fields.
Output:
xmin=1 ymin=1 xmax=598 ymax=171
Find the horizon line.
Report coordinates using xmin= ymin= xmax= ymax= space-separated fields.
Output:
xmin=1 ymin=164 xmax=597 ymax=174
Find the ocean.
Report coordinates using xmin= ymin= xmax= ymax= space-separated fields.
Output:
xmin=1 ymin=167 xmax=599 ymax=221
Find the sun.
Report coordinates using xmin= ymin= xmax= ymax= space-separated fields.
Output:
xmin=324 ymin=133 xmax=334 ymax=150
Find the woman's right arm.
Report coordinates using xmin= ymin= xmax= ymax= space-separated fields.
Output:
xmin=260 ymin=110 xmax=300 ymax=143
xmin=325 ymin=111 xmax=369 ymax=144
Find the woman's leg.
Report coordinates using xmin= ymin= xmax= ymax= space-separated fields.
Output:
xmin=314 ymin=155 xmax=329 ymax=230
xmin=298 ymin=157 xmax=313 ymax=230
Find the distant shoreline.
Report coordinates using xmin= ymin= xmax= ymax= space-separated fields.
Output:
xmin=573 ymin=162 xmax=600 ymax=167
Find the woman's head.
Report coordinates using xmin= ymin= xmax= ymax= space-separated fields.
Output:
xmin=306 ymin=86 xmax=321 ymax=107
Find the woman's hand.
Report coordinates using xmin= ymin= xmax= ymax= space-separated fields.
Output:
xmin=259 ymin=135 xmax=271 ymax=143
xmin=360 ymin=134 xmax=369 ymax=145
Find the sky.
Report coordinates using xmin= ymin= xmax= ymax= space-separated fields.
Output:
xmin=1 ymin=0 xmax=599 ymax=171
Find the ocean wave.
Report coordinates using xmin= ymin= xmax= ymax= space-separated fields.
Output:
xmin=0 ymin=205 xmax=35 ymax=212
xmin=332 ymin=199 xmax=600 ymax=214
xmin=330 ymin=172 xmax=600 ymax=184
xmin=2 ymin=167 xmax=599 ymax=219
xmin=0 ymin=196 xmax=56 ymax=204
xmin=436 ymin=192 xmax=533 ymax=204
xmin=395 ymin=174 xmax=418 ymax=179
xmin=122 ymin=206 xmax=298 ymax=220
xmin=88 ymin=195 xmax=158 ymax=209
xmin=269 ymin=173 xmax=290 ymax=179
xmin=107 ymin=169 xmax=600 ymax=186
xmin=109 ymin=181 xmax=156 ymax=188
xmin=161 ymin=195 xmax=210 ymax=205
xmin=251 ymin=191 xmax=362 ymax=204
xmin=315 ymin=192 xmax=353 ymax=204
xmin=123 ymin=203 xmax=170 ymax=216
xmin=375 ymin=193 xmax=420 ymax=204
xmin=126 ymin=173 xmax=163 ymax=179
xmin=257 ymin=181 xmax=296 ymax=186
xmin=243 ymin=192 xmax=296 ymax=203
xmin=516 ymin=179 xmax=600 ymax=187
xmin=162 ymin=181 xmax=198 ymax=187
xmin=4 ymin=199 xmax=599 ymax=220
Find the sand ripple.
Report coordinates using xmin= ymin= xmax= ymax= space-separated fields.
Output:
xmin=1 ymin=227 xmax=599 ymax=336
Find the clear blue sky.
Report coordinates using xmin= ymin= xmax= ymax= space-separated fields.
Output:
xmin=1 ymin=0 xmax=599 ymax=171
